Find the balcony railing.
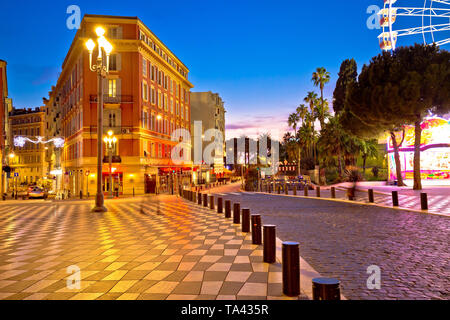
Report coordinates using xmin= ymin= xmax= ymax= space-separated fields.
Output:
xmin=90 ymin=95 xmax=133 ymax=104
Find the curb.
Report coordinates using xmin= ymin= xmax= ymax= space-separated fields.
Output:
xmin=253 ymin=191 xmax=449 ymax=218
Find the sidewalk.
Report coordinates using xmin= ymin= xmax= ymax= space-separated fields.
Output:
xmin=0 ymin=191 xmax=312 ymax=300
xmin=261 ymin=182 xmax=450 ymax=217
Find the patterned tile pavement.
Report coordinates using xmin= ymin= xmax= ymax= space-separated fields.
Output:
xmin=0 ymin=193 xmax=309 ymax=300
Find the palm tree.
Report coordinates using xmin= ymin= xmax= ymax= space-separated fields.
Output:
xmin=312 ymin=67 xmax=331 ymax=129
xmin=358 ymin=139 xmax=379 ymax=174
xmin=288 ymin=112 xmax=301 ymax=175
xmin=303 ymin=92 xmax=318 ymax=165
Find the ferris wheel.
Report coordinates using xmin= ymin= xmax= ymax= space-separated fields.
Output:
xmin=378 ymin=0 xmax=450 ymax=51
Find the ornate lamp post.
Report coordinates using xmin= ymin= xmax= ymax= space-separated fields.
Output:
xmin=103 ymin=130 xmax=117 ymax=199
xmin=85 ymin=27 xmax=113 ymax=212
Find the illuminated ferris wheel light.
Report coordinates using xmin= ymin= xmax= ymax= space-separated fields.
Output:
xmin=377 ymin=0 xmax=450 ymax=51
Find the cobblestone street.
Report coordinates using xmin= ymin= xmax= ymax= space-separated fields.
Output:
xmin=211 ymin=185 xmax=450 ymax=300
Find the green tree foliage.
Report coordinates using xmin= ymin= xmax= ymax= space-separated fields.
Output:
xmin=342 ymin=44 xmax=450 ymax=189
xmin=333 ymin=59 xmax=357 ymax=115
xmin=312 ymin=67 xmax=331 ymax=129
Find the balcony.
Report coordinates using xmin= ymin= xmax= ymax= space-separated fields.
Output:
xmin=103 ymin=155 xmax=122 ymax=163
xmin=90 ymin=95 xmax=133 ymax=104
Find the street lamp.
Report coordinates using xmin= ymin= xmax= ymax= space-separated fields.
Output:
xmin=103 ymin=130 xmax=117 ymax=199
xmin=86 ymin=26 xmax=113 ymax=212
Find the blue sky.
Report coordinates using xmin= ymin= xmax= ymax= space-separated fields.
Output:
xmin=0 ymin=0 xmax=435 ymax=139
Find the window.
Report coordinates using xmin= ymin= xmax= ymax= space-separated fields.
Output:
xmin=181 ymin=104 xmax=184 ymax=119
xmin=142 ymin=57 xmax=147 ymax=77
xmin=158 ymin=143 xmax=162 ymax=158
xmin=108 ymin=27 xmax=118 ymax=39
xmin=142 ymin=110 xmax=148 ymax=129
xmin=164 ymin=95 xmax=168 ymax=112
xmin=185 ymin=107 xmax=188 ymax=121
xmin=109 ymin=54 xmax=118 ymax=71
xmin=150 ymin=113 xmax=154 ymax=131
xmin=151 ymin=66 xmax=155 ymax=81
xmin=170 ymin=98 xmax=174 ymax=114
xmin=109 ymin=79 xmax=117 ymax=97
xmin=176 ymin=102 xmax=179 ymax=116
xmin=142 ymin=82 xmax=148 ymax=101
xmin=151 ymin=142 xmax=155 ymax=158
xmin=158 ymin=91 xmax=162 ymax=108
xmin=151 ymin=88 xmax=156 ymax=105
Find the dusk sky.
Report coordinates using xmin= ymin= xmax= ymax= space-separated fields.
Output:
xmin=0 ymin=0 xmax=429 ymax=139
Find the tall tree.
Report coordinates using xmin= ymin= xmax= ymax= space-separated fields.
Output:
xmin=304 ymin=92 xmax=318 ymax=164
xmin=288 ymin=112 xmax=301 ymax=175
xmin=312 ymin=67 xmax=331 ymax=129
xmin=393 ymin=44 xmax=450 ymax=189
xmin=341 ymin=51 xmax=409 ymax=186
xmin=333 ymin=59 xmax=358 ymax=115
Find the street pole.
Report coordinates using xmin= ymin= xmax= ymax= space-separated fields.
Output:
xmin=109 ymin=147 xmax=113 ymax=198
xmin=93 ymin=70 xmax=106 ymax=212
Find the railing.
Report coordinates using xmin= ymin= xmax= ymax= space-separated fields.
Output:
xmin=89 ymin=95 xmax=133 ymax=104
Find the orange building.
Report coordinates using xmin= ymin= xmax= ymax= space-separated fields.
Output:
xmin=45 ymin=15 xmax=194 ymax=196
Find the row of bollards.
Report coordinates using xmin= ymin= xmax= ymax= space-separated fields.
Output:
xmin=262 ymin=183 xmax=430 ymax=212
xmin=183 ymin=189 xmax=341 ymax=300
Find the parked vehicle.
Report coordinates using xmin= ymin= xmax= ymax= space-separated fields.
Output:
xmin=27 ymin=187 xmax=48 ymax=199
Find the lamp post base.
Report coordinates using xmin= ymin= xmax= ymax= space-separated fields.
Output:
xmin=92 ymin=205 xmax=107 ymax=212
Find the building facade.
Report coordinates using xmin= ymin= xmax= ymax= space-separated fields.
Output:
xmin=190 ymin=91 xmax=226 ymax=184
xmin=45 ymin=14 xmax=194 ymax=196
xmin=0 ymin=60 xmax=13 ymax=194
xmin=9 ymin=107 xmax=46 ymax=187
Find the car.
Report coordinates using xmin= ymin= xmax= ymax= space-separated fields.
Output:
xmin=28 ymin=187 xmax=47 ymax=199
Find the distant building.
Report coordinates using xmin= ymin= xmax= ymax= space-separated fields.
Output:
xmin=190 ymin=91 xmax=226 ymax=184
xmin=0 ymin=59 xmax=13 ymax=194
xmin=9 ymin=107 xmax=46 ymax=186
xmin=44 ymin=14 xmax=194 ymax=196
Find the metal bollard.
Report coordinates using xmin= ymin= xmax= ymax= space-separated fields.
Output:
xmin=304 ymin=186 xmax=308 ymax=197
xmin=312 ymin=278 xmax=341 ymax=300
xmin=263 ymin=225 xmax=276 ymax=263
xmin=368 ymin=189 xmax=374 ymax=203
xmin=133 ymin=187 xmax=135 ymax=197
xmin=209 ymin=195 xmax=215 ymax=210
xmin=316 ymin=186 xmax=320 ymax=198
xmin=198 ymin=192 xmax=202 ymax=205
xmin=293 ymin=185 xmax=297 ymax=196
xmin=392 ymin=191 xmax=399 ymax=207
xmin=251 ymin=215 xmax=262 ymax=245
xmin=217 ymin=197 xmax=223 ymax=214
xmin=241 ymin=208 xmax=250 ymax=232
xmin=282 ymin=241 xmax=300 ymax=297
xmin=331 ymin=187 xmax=336 ymax=199
xmin=420 ymin=193 xmax=428 ymax=210
xmin=233 ymin=203 xmax=240 ymax=224
xmin=225 ymin=200 xmax=231 ymax=218
xmin=203 ymin=194 xmax=208 ymax=207
xmin=80 ymin=191 xmax=83 ymax=200
xmin=285 ymin=184 xmax=288 ymax=195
